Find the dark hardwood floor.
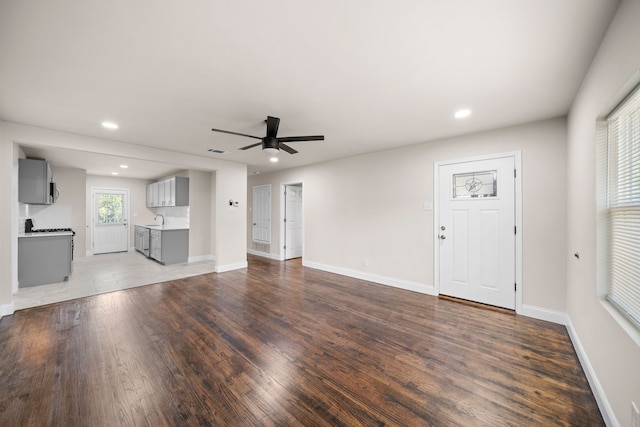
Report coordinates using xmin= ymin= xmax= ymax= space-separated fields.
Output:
xmin=0 ymin=255 xmax=603 ymax=426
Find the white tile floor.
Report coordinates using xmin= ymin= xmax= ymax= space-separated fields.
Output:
xmin=14 ymin=251 xmax=216 ymax=311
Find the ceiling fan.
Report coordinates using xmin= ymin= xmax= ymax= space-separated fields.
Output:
xmin=211 ymin=116 xmax=324 ymax=155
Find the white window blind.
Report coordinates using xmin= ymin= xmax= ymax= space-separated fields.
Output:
xmin=605 ymin=84 xmax=640 ymax=329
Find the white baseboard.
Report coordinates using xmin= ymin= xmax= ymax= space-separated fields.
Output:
xmin=302 ymin=260 xmax=436 ymax=296
xmin=565 ymin=318 xmax=618 ymax=427
xmin=0 ymin=303 xmax=15 ymax=318
xmin=215 ymin=261 xmax=248 ymax=273
xmin=247 ymin=249 xmax=281 ymax=260
xmin=519 ymin=304 xmax=569 ymax=325
xmin=188 ymin=254 xmax=215 ymax=263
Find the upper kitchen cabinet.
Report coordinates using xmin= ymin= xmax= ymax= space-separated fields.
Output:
xmin=146 ymin=176 xmax=189 ymax=207
xmin=19 ymin=158 xmax=57 ymax=205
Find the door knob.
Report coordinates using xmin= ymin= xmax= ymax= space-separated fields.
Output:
xmin=439 ymin=234 xmax=446 ymax=240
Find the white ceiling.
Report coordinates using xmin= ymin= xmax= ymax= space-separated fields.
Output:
xmin=0 ymin=0 xmax=620 ymax=178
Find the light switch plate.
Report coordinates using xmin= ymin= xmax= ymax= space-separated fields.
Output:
xmin=423 ymin=202 xmax=433 ymax=211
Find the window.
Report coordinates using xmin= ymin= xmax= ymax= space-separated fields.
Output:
xmin=598 ymin=83 xmax=640 ymax=331
xmin=453 ymin=170 xmax=497 ymax=198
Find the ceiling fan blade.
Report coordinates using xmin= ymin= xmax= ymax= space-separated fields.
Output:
xmin=239 ymin=142 xmax=263 ymax=150
xmin=279 ymin=143 xmax=298 ymax=154
xmin=278 ymin=135 xmax=324 ymax=143
xmin=266 ymin=116 xmax=280 ymax=138
xmin=211 ymin=128 xmax=262 ymax=140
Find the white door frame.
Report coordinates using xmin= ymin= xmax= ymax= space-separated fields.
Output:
xmin=279 ymin=181 xmax=304 ymax=261
xmin=434 ymin=151 xmax=523 ymax=314
xmin=90 ymin=187 xmax=130 ymax=256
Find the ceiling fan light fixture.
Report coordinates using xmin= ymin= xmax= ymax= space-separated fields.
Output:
xmin=264 ymin=147 xmax=279 ymax=155
xmin=454 ymin=109 xmax=472 ymax=119
xmin=269 ymin=156 xmax=279 ymax=163
xmin=101 ymin=121 xmax=119 ymax=129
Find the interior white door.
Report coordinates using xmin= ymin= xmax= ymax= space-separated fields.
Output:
xmin=438 ymin=156 xmax=516 ymax=309
xmin=92 ymin=188 xmax=129 ymax=254
xmin=285 ymin=185 xmax=303 ymax=259
xmin=252 ymin=185 xmax=271 ymax=243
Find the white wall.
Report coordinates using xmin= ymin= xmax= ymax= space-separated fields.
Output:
xmin=0 ymin=123 xmax=14 ymax=315
xmin=51 ymin=166 xmax=87 ymax=257
xmin=566 ymin=0 xmax=640 ymax=425
xmin=248 ymin=117 xmax=568 ymax=312
xmin=215 ymin=166 xmax=247 ymax=271
xmin=188 ymin=170 xmax=213 ymax=259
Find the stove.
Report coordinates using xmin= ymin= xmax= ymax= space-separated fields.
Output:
xmin=31 ymin=228 xmax=76 ymax=260
xmin=31 ymin=228 xmax=75 ymax=235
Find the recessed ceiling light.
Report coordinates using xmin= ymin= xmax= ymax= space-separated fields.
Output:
xmin=111 ymin=172 xmax=119 ymax=175
xmin=454 ymin=109 xmax=472 ymax=119
xmin=269 ymin=157 xmax=279 ymax=163
xmin=119 ymin=164 xmax=128 ymax=169
xmin=102 ymin=121 xmax=119 ymax=129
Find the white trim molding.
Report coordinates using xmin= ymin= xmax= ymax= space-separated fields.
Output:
xmin=188 ymin=254 xmax=215 ymax=263
xmin=215 ymin=261 xmax=248 ymax=273
xmin=303 ymin=260 xmax=436 ymax=296
xmin=247 ymin=249 xmax=281 ymax=261
xmin=565 ymin=318 xmax=619 ymax=427
xmin=519 ymin=305 xmax=568 ymax=325
xmin=1 ymin=303 xmax=15 ymax=318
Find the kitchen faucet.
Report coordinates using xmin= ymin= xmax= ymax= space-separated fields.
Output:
xmin=154 ymin=214 xmax=165 ymax=226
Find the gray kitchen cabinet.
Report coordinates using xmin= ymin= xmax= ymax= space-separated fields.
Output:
xmin=19 ymin=158 xmax=56 ymax=205
xmin=146 ymin=182 xmax=157 ymax=208
xmin=18 ymin=234 xmax=72 ymax=287
xmin=149 ymin=228 xmax=188 ymax=264
xmin=145 ymin=177 xmax=189 ymax=207
xmin=134 ymin=225 xmax=150 ymax=257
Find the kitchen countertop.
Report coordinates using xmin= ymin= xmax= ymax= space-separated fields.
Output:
xmin=135 ymin=224 xmax=189 ymax=231
xmin=19 ymin=231 xmax=74 ymax=238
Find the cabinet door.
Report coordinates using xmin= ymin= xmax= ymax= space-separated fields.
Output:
xmin=146 ymin=184 xmax=153 ymax=208
xmin=150 ymin=229 xmax=162 ymax=261
xmin=164 ymin=178 xmax=175 ymax=206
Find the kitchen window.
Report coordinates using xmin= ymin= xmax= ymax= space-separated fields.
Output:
xmin=597 ymin=80 xmax=640 ymax=335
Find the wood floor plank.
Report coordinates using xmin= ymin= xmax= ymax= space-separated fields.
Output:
xmin=0 ymin=255 xmax=604 ymax=426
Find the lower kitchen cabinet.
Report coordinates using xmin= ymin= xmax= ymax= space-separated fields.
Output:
xmin=134 ymin=225 xmax=150 ymax=257
xmin=18 ymin=234 xmax=73 ymax=287
xmin=149 ymin=229 xmax=188 ymax=265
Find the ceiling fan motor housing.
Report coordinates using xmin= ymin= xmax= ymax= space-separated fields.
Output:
xmin=263 ymin=137 xmax=279 ymax=151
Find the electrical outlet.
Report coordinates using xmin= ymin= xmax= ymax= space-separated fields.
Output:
xmin=632 ymin=402 xmax=640 ymax=427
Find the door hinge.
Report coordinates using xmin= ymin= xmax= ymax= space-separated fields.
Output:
xmin=514 ymin=226 xmax=517 ymax=234
xmin=283 ymin=245 xmax=286 ymax=250
xmin=514 ymin=283 xmax=517 ymax=291
xmin=514 ymin=169 xmax=517 ymax=178
xmin=284 ymin=218 xmax=287 ymax=223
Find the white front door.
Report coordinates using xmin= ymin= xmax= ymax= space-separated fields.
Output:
xmin=438 ymin=156 xmax=516 ymax=309
xmin=92 ymin=188 xmax=129 ymax=255
xmin=285 ymin=185 xmax=303 ymax=259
